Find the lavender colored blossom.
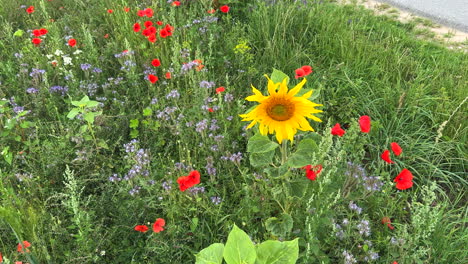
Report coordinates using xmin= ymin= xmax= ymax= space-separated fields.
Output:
xmin=151 ymin=98 xmax=158 ymax=105
xmin=229 ymin=152 xmax=243 ymax=165
xmin=128 ymin=185 xmax=141 ymax=196
xmin=26 ymin=87 xmax=39 ymax=94
xmin=14 ymin=52 xmax=23 ymax=58
xmin=180 ymin=60 xmax=198 ymax=73
xmin=80 ymin=63 xmax=92 ymax=71
xmin=357 ymin=219 xmax=371 ymax=237
xmin=348 ymin=201 xmax=362 ymax=214
xmin=162 ymin=180 xmax=173 ymax=191
xmin=199 ymin=80 xmax=215 ymax=89
xmin=195 ymin=119 xmax=209 ymax=133
xmin=209 ymin=119 xmax=220 ymax=131
xmin=342 ymin=250 xmax=357 ymax=264
xmin=206 ymin=156 xmax=217 ymax=176
xmin=224 ymin=93 xmax=234 ymax=102
xmin=188 ymin=186 xmax=205 ymax=195
xmin=29 ymin=68 xmax=46 ymax=78
xmin=49 ymin=85 xmax=68 ymax=96
xmin=214 ymin=135 xmax=224 ymax=142
xmin=166 ymin=89 xmax=180 ymax=99
xmin=93 ymin=67 xmax=102 ymax=73
xmin=15 ymin=173 xmax=33 ymax=181
xmin=210 ymin=196 xmax=222 ymax=205
xmin=226 ymin=116 xmax=233 ymax=121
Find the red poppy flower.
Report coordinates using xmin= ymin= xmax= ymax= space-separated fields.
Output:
xmin=133 ymin=23 xmax=141 ymax=32
xmin=33 ymin=29 xmax=41 ymax=37
xmin=137 ymin=9 xmax=145 ymax=17
xmin=359 ymin=115 xmax=371 ymax=133
xmin=302 ymin=164 xmax=322 ymax=181
xmin=144 ymin=21 xmax=153 ymax=28
xmin=159 ymin=29 xmax=169 ymax=38
xmin=295 ymin=68 xmax=306 ymax=79
xmin=302 ymin=65 xmax=313 ymax=75
xmin=165 ymin=72 xmax=171 ymax=79
xmin=148 ymin=34 xmax=157 ymax=43
xmin=26 ymin=6 xmax=34 ymax=14
xmin=17 ymin=241 xmax=31 ymax=252
xmin=331 ymin=123 xmax=345 ymax=137
xmin=393 ymin=262 xmax=398 ymax=264
xmin=148 ymin=74 xmax=158 ymax=83
xmin=134 ymin=225 xmax=149 ymax=232
xmin=142 ymin=28 xmax=151 ymax=36
xmin=124 ymin=7 xmax=130 ymax=12
xmin=208 ymin=108 xmax=214 ymax=113
xmin=144 ymin=8 xmax=153 ymax=17
xmin=381 ymin=150 xmax=394 ymax=164
xmin=187 ymin=170 xmax=201 ymax=185
xmin=391 ymin=142 xmax=402 ymax=156
xmin=104 ymin=33 xmax=109 ymax=38
xmin=381 ymin=217 xmax=395 ymax=230
xmin=147 ymin=26 xmax=156 ymax=35
xmin=107 ymin=9 xmax=113 ymax=14
xmin=220 ymin=5 xmax=230 ymax=13
xmin=207 ymin=9 xmax=216 ymax=14
xmin=216 ymin=87 xmax=225 ymax=94
xmin=172 ymin=1 xmax=181 ymax=6
xmin=68 ymin=38 xmax=76 ymax=47
xmin=151 ymin=59 xmax=161 ymax=67
xmin=39 ymin=28 xmax=48 ymax=35
xmin=394 ymin=168 xmax=413 ymax=190
xmin=177 ymin=176 xmax=191 ymax=191
xmin=0 ymin=252 xmax=3 ymax=262
xmin=32 ymin=38 xmax=42 ymax=46
xmin=152 ymin=218 xmax=165 ymax=233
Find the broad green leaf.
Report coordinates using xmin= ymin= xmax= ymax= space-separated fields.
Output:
xmin=67 ymin=108 xmax=80 ymax=119
xmin=1 ymin=146 xmax=12 ymax=165
xmin=20 ymin=121 xmax=34 ymax=129
xmin=129 ymin=119 xmax=139 ymax=129
xmin=86 ymin=100 xmax=99 ymax=108
xmin=223 ymin=224 xmax=256 ymax=264
xmin=13 ymin=29 xmax=24 ymax=37
xmin=287 ymin=139 xmax=319 ymax=168
xmin=255 ymin=239 xmax=299 ymax=264
xmin=84 ymin=112 xmax=95 ymax=124
xmin=265 ymin=213 xmax=293 ymax=237
xmin=271 ymin=68 xmax=289 ymax=85
xmin=71 ymin=96 xmax=90 ymax=107
xmin=196 ymin=243 xmax=224 ymax=264
xmin=143 ymin=107 xmax=153 ymax=116
xmin=250 ymin=150 xmax=275 ymax=167
xmin=4 ymin=119 xmax=17 ymax=130
xmin=247 ymin=133 xmax=279 ymax=153
xmin=80 ymin=124 xmax=88 ymax=133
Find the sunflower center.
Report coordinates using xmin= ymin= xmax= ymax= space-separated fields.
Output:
xmin=266 ymin=98 xmax=295 ymax=121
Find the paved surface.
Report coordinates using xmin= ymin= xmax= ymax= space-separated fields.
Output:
xmin=377 ymin=0 xmax=468 ymax=32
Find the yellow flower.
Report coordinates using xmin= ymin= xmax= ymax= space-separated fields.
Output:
xmin=240 ymin=75 xmax=323 ymax=143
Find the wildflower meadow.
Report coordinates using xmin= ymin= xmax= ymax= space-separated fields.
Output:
xmin=0 ymin=0 xmax=467 ymax=263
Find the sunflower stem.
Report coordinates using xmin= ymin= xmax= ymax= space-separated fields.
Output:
xmin=280 ymin=140 xmax=288 ymax=165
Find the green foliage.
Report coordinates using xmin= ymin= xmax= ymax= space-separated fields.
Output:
xmin=196 ymin=225 xmax=299 ymax=264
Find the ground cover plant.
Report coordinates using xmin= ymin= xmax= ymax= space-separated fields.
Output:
xmin=0 ymin=0 xmax=467 ymax=263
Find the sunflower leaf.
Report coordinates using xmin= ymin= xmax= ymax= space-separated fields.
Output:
xmin=223 ymin=225 xmax=256 ymax=264
xmin=255 ymin=238 xmax=299 ymax=264
xmin=247 ymin=133 xmax=279 ymax=153
xmin=271 ymin=68 xmax=290 ymax=85
xmin=196 ymin=243 xmax=224 ymax=264
xmin=287 ymin=139 xmax=319 ymax=168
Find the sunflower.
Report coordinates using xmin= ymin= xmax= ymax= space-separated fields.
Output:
xmin=240 ymin=75 xmax=323 ymax=143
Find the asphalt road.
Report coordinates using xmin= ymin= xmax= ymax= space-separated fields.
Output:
xmin=377 ymin=0 xmax=468 ymax=32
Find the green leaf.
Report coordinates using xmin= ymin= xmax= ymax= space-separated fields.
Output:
xmin=83 ymin=112 xmax=95 ymax=124
xmin=287 ymin=139 xmax=319 ymax=168
xmin=19 ymin=121 xmax=34 ymax=129
xmin=196 ymin=243 xmax=224 ymax=264
xmin=255 ymin=239 xmax=299 ymax=264
xmin=143 ymin=107 xmax=153 ymax=117
xmin=247 ymin=133 xmax=279 ymax=153
xmin=223 ymin=224 xmax=256 ymax=264
xmin=1 ymin=146 xmax=12 ymax=165
xmin=250 ymin=150 xmax=275 ymax=167
xmin=265 ymin=213 xmax=293 ymax=237
xmin=80 ymin=125 xmax=88 ymax=133
xmin=67 ymin=108 xmax=80 ymax=119
xmin=71 ymin=96 xmax=90 ymax=107
xmin=13 ymin=29 xmax=24 ymax=37
xmin=86 ymin=100 xmax=100 ymax=108
xmin=191 ymin=217 xmax=199 ymax=232
xmin=271 ymin=68 xmax=289 ymax=85
xmin=129 ymin=119 xmax=139 ymax=129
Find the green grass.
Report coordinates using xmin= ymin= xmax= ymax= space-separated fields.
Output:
xmin=0 ymin=0 xmax=467 ymax=263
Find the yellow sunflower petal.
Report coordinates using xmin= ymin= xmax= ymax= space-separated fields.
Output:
xmin=264 ymin=75 xmax=279 ymax=95
xmin=288 ymin=78 xmax=307 ymax=97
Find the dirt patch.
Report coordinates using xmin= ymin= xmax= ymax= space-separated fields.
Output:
xmin=338 ymin=0 xmax=467 ymax=49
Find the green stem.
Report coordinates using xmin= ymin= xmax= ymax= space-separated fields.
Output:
xmin=280 ymin=140 xmax=288 ymax=165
